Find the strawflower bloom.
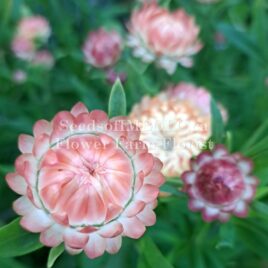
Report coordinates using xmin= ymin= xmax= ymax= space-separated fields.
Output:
xmin=16 ymin=16 xmax=51 ymax=43
xmin=83 ymin=28 xmax=122 ymax=68
xmin=130 ymin=83 xmax=208 ymax=177
xmin=127 ymin=3 xmax=202 ymax=74
xmin=5 ymin=103 xmax=164 ymax=259
xmin=182 ymin=145 xmax=258 ymax=222
xmin=130 ymin=83 xmax=227 ymax=177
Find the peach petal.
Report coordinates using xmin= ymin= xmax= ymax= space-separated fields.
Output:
xmin=136 ymin=185 xmax=159 ymax=203
xmin=63 ymin=228 xmax=89 ymax=248
xmin=65 ymin=245 xmax=83 ymax=255
xmin=33 ymin=134 xmax=50 ymax=159
xmin=6 ymin=173 xmax=27 ymax=195
xmin=40 ymin=224 xmax=64 ymax=247
xmin=123 ymin=201 xmax=145 ymax=218
xmin=144 ymin=171 xmax=165 ymax=187
xmin=15 ymin=154 xmax=35 ymax=176
xmin=98 ymin=221 xmax=123 ymax=238
xmin=133 ymin=153 xmax=154 ymax=176
xmin=84 ymin=234 xmax=106 ymax=259
xmin=106 ymin=236 xmax=122 ymax=254
xmin=88 ymin=110 xmax=108 ymax=125
xmin=136 ymin=205 xmax=156 ymax=226
xmin=33 ymin=119 xmax=52 ymax=137
xmin=21 ymin=209 xmax=52 ymax=232
xmin=18 ymin=134 xmax=34 ymax=153
xmin=120 ymin=216 xmax=146 ymax=239
xmin=70 ymin=102 xmax=89 ymax=117
xmin=67 ymin=186 xmax=106 ymax=226
xmin=13 ymin=196 xmax=35 ymax=216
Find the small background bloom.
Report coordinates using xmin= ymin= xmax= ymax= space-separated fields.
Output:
xmin=127 ymin=3 xmax=202 ymax=74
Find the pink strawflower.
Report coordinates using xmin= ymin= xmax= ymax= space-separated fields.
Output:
xmin=127 ymin=3 xmax=202 ymax=74
xmin=31 ymin=50 xmax=54 ymax=69
xmin=16 ymin=16 xmax=51 ymax=42
xmin=130 ymin=83 xmax=227 ymax=177
xmin=83 ymin=28 xmax=122 ymax=68
xmin=12 ymin=36 xmax=35 ymax=60
xmin=182 ymin=145 xmax=258 ymax=222
xmin=12 ymin=70 xmax=27 ymax=84
xmin=5 ymin=103 xmax=164 ymax=259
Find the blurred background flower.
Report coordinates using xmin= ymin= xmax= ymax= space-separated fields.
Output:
xmin=83 ymin=28 xmax=122 ymax=69
xmin=127 ymin=3 xmax=202 ymax=74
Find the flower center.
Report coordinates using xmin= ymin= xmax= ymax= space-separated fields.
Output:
xmin=196 ymin=159 xmax=245 ymax=205
xmin=37 ymin=134 xmax=134 ymax=227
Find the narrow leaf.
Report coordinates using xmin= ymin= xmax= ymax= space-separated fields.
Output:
xmin=210 ymin=98 xmax=225 ymax=144
xmin=0 ymin=218 xmax=43 ymax=257
xmin=47 ymin=243 xmax=65 ymax=268
xmin=217 ymin=23 xmax=264 ymax=63
xmin=138 ymin=236 xmax=174 ymax=268
xmin=108 ymin=78 xmax=126 ymax=118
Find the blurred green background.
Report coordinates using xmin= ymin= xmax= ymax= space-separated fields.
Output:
xmin=1 ymin=0 xmax=268 ymax=267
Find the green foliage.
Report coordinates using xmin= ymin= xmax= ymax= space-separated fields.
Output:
xmin=108 ymin=79 xmax=127 ymax=118
xmin=47 ymin=244 xmax=65 ymax=268
xmin=0 ymin=0 xmax=268 ymax=267
xmin=210 ymin=97 xmax=225 ymax=144
xmin=0 ymin=218 xmax=43 ymax=258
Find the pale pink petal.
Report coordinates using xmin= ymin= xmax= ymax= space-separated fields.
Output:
xmin=136 ymin=205 xmax=156 ymax=226
xmin=202 ymin=207 xmax=220 ymax=222
xmin=33 ymin=134 xmax=50 ymax=159
xmin=65 ymin=246 xmax=83 ymax=255
xmin=133 ymin=153 xmax=154 ymax=176
xmin=98 ymin=221 xmax=123 ymax=238
xmin=33 ymin=119 xmax=52 ymax=137
xmin=63 ymin=228 xmax=89 ymax=248
xmin=6 ymin=173 xmax=27 ymax=195
xmin=136 ymin=185 xmax=159 ymax=203
xmin=84 ymin=234 xmax=106 ymax=259
xmin=40 ymin=224 xmax=64 ymax=247
xmin=106 ymin=236 xmax=122 ymax=254
xmin=13 ymin=196 xmax=35 ymax=216
xmin=188 ymin=199 xmax=204 ymax=211
xmin=123 ymin=201 xmax=145 ymax=218
xmin=233 ymin=201 xmax=248 ymax=217
xmin=70 ymin=102 xmax=89 ymax=117
xmin=21 ymin=209 xmax=52 ymax=232
xmin=18 ymin=134 xmax=34 ymax=153
xmin=120 ymin=216 xmax=146 ymax=239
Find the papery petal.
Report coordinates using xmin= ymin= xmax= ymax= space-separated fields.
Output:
xmin=71 ymin=102 xmax=89 ymax=117
xmin=6 ymin=173 xmax=27 ymax=195
xmin=21 ymin=209 xmax=52 ymax=232
xmin=18 ymin=134 xmax=34 ymax=153
xmin=84 ymin=234 xmax=106 ymax=259
xmin=40 ymin=224 xmax=64 ymax=247
xmin=120 ymin=216 xmax=146 ymax=239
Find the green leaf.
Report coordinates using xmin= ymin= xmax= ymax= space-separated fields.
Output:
xmin=216 ymin=222 xmax=235 ymax=250
xmin=47 ymin=244 xmax=65 ymax=268
xmin=0 ymin=258 xmax=27 ymax=268
xmin=210 ymin=98 xmax=225 ymax=144
xmin=138 ymin=236 xmax=174 ymax=268
xmin=108 ymin=78 xmax=127 ymax=118
xmin=217 ymin=23 xmax=264 ymax=63
xmin=0 ymin=218 xmax=43 ymax=257
xmin=241 ymin=119 xmax=268 ymax=153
